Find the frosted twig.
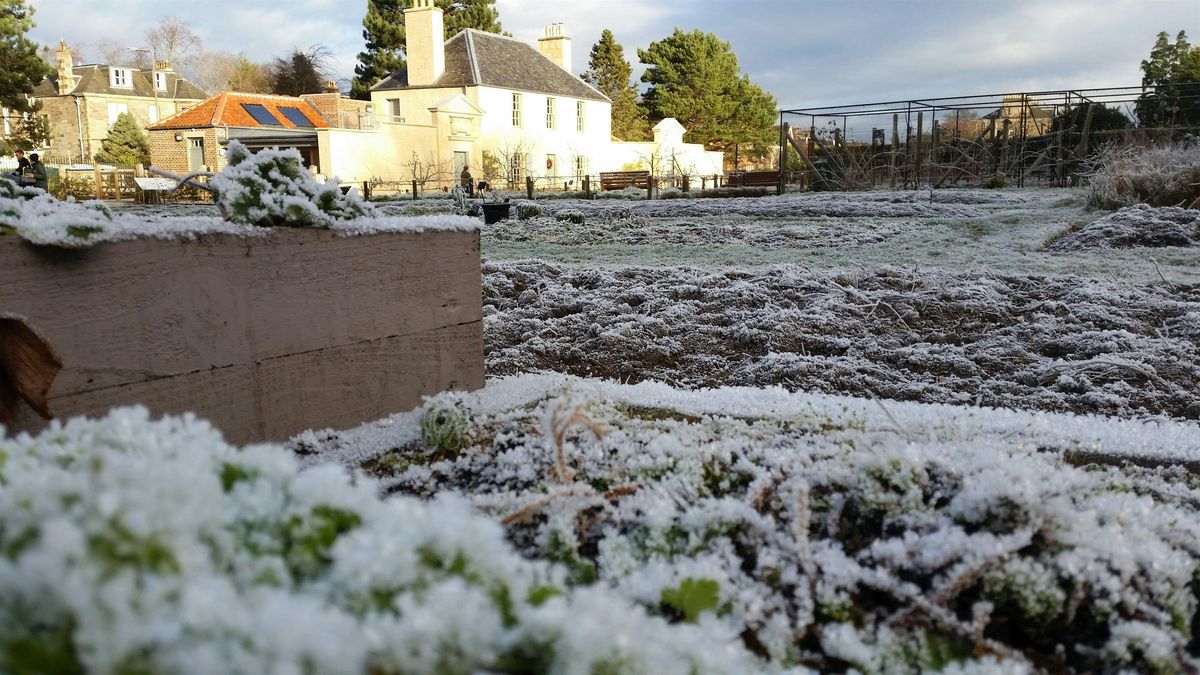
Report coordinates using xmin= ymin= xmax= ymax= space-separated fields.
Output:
xmin=1149 ymin=257 xmax=1175 ymax=289
xmin=546 ymin=402 xmax=607 ymax=484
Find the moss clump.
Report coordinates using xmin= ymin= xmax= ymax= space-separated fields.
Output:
xmin=516 ymin=202 xmax=543 ymax=220
xmin=419 ymin=400 xmax=469 ymax=458
xmin=554 ymin=208 xmax=585 ymax=224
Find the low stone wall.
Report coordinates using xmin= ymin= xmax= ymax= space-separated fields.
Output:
xmin=0 ymin=228 xmax=483 ymax=443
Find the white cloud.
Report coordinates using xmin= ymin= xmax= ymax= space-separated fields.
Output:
xmin=23 ymin=0 xmax=1200 ymax=112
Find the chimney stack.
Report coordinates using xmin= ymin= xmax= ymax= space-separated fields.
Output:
xmin=537 ymin=23 xmax=572 ymax=72
xmin=404 ymin=0 xmax=445 ymax=86
xmin=56 ymin=41 xmax=76 ymax=95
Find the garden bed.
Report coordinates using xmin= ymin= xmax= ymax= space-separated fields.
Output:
xmin=0 ymin=225 xmax=483 ymax=443
xmin=483 ymin=261 xmax=1200 ymax=420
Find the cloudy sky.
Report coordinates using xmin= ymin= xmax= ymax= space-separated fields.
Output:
xmin=27 ymin=0 xmax=1199 ymax=111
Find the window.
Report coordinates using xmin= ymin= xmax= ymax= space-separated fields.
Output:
xmin=546 ymin=97 xmax=555 ymax=129
xmin=240 ymin=103 xmax=282 ymax=125
xmin=387 ymin=98 xmax=403 ymax=123
xmin=576 ymin=101 xmax=584 ymax=132
xmin=154 ymin=72 xmax=167 ymax=91
xmin=574 ymin=156 xmax=588 ymax=181
xmin=278 ymin=106 xmax=315 ymax=127
xmin=508 ymin=152 xmax=524 ymax=184
xmin=107 ymin=102 xmax=129 ymax=127
xmin=110 ymin=68 xmax=131 ymax=88
xmin=512 ymin=93 xmax=522 ymax=127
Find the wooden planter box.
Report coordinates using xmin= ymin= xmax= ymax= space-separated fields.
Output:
xmin=0 ymin=228 xmax=483 ymax=444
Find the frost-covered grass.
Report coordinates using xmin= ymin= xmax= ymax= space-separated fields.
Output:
xmin=484 ymin=260 xmax=1200 ymax=420
xmin=1047 ymin=204 xmax=1200 ymax=251
xmin=297 ymin=373 xmax=1200 ymax=673
xmin=1088 ymin=141 xmax=1200 ymax=210
xmin=472 ymin=188 xmax=1198 ymax=284
xmin=0 ymin=407 xmax=758 ymax=674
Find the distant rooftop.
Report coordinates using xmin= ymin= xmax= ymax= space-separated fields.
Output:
xmin=372 ymin=29 xmax=608 ymax=103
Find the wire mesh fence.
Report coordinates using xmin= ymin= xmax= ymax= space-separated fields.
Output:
xmin=779 ymin=84 xmax=1200 ymax=190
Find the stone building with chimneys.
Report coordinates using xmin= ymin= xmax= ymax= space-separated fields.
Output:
xmin=28 ymin=42 xmax=206 ymax=162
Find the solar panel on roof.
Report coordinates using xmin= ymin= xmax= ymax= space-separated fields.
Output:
xmin=240 ymin=103 xmax=282 ymax=126
xmin=278 ymin=106 xmax=315 ymax=128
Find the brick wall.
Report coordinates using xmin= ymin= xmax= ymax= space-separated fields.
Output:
xmin=148 ymin=128 xmax=222 ymax=173
xmin=301 ymin=93 xmax=374 ymax=130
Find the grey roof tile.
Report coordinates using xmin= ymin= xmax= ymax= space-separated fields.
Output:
xmin=372 ymin=30 xmax=608 ymax=102
xmin=33 ymin=65 xmax=207 ymax=100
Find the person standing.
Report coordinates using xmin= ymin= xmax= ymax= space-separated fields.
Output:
xmin=28 ymin=153 xmax=47 ymax=192
xmin=6 ymin=150 xmax=31 ymax=184
xmin=460 ymin=165 xmax=474 ymax=196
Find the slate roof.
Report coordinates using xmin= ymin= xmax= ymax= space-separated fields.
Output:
xmin=33 ymin=65 xmax=208 ymax=100
xmin=147 ymin=92 xmax=333 ymax=131
xmin=372 ymin=29 xmax=609 ymax=102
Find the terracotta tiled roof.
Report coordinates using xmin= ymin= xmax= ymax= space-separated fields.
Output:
xmin=372 ymin=30 xmax=609 ymax=102
xmin=148 ymin=92 xmax=333 ymax=131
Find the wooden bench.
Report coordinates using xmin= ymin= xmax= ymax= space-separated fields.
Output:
xmin=725 ymin=170 xmax=781 ymax=188
xmin=599 ymin=170 xmax=650 ymax=191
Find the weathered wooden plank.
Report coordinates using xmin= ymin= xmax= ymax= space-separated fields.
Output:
xmin=0 ymin=229 xmax=482 ymax=395
xmin=8 ymin=321 xmax=483 ymax=444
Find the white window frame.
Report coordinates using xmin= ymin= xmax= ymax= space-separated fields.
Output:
xmin=110 ymin=68 xmax=131 ymax=88
xmin=509 ymin=152 xmax=524 ymax=184
xmin=107 ymin=102 xmax=129 ymax=128
xmin=154 ymin=72 xmax=167 ymax=91
xmin=576 ymin=101 xmax=584 ymax=132
xmin=387 ymin=98 xmax=403 ymax=123
xmin=546 ymin=97 xmax=555 ymax=130
xmin=574 ymin=156 xmax=588 ymax=181
xmin=512 ymin=93 xmax=522 ymax=127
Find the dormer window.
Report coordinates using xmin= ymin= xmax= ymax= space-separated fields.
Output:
xmin=110 ymin=68 xmax=131 ymax=88
xmin=154 ymin=72 xmax=167 ymax=91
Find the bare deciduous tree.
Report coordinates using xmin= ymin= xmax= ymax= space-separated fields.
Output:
xmin=92 ymin=38 xmax=146 ymax=68
xmin=145 ymin=16 xmax=202 ymax=69
xmin=405 ymin=150 xmax=451 ymax=187
xmin=491 ymin=137 xmax=535 ymax=188
xmin=187 ymin=51 xmax=237 ymax=94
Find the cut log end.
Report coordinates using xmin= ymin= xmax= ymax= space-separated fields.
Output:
xmin=0 ymin=316 xmax=63 ymax=424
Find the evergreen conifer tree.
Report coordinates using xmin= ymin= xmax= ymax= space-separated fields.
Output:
xmin=1137 ymin=30 xmax=1200 ymax=128
xmin=94 ymin=113 xmax=150 ymax=166
xmin=638 ymin=29 xmax=777 ymax=161
xmin=352 ymin=0 xmax=503 ymax=99
xmin=582 ymin=29 xmax=651 ymax=141
xmin=0 ymin=0 xmax=52 ymax=148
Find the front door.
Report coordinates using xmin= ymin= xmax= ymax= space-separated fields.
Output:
xmin=188 ymin=138 xmax=205 ymax=172
xmin=452 ymin=151 xmax=468 ymax=181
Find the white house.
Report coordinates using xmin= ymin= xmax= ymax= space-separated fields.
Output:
xmin=316 ymin=0 xmax=722 ymax=188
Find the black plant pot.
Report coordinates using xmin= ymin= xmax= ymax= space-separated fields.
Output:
xmin=482 ymin=202 xmax=511 ymax=224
